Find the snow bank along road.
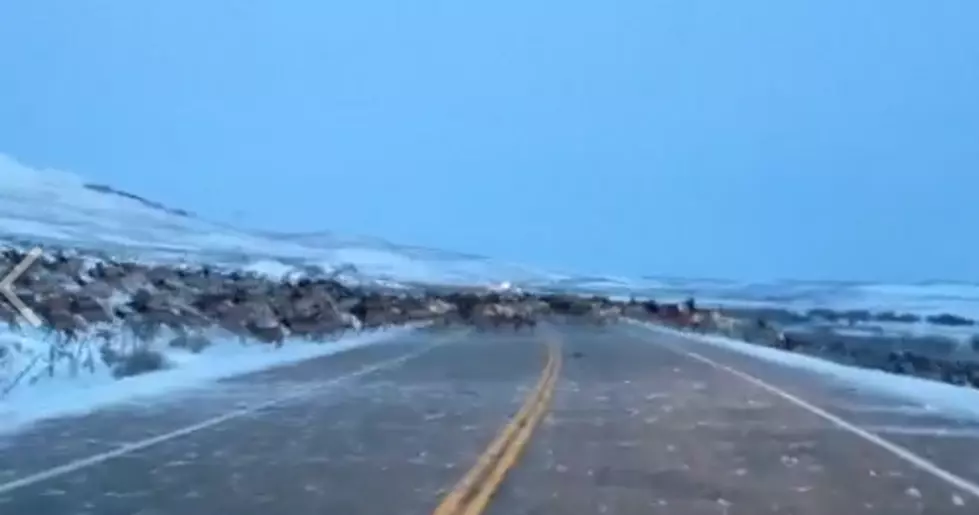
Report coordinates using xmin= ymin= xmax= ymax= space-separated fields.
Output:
xmin=1 ymin=324 xmax=978 ymax=515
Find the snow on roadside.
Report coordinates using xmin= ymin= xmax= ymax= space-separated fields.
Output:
xmin=629 ymin=321 xmax=979 ymax=421
xmin=0 ymin=326 xmax=417 ymax=435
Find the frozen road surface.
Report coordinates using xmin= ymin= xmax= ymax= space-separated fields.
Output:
xmin=1 ymin=323 xmax=978 ymax=515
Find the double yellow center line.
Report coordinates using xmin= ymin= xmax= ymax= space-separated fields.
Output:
xmin=432 ymin=338 xmax=562 ymax=515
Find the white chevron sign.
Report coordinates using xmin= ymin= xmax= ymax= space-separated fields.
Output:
xmin=0 ymin=247 xmax=43 ymax=327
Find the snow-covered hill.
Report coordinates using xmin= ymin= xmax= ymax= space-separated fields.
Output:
xmin=0 ymin=154 xmax=563 ymax=288
xmin=3 ymin=152 xmax=979 ymax=324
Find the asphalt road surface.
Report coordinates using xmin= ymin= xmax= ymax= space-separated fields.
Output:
xmin=1 ymin=323 xmax=979 ymax=515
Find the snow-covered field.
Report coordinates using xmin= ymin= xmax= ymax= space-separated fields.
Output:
xmin=558 ymin=275 xmax=979 ymax=323
xmin=3 ymin=152 xmax=979 ymax=430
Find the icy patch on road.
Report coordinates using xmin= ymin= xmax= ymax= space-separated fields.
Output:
xmin=0 ymin=326 xmax=416 ymax=435
xmin=631 ymin=321 xmax=979 ymax=421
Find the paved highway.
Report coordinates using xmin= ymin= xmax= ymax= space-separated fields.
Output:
xmin=1 ymin=323 xmax=978 ymax=514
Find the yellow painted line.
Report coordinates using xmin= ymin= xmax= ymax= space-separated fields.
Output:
xmin=432 ymin=343 xmax=555 ymax=515
xmin=432 ymin=337 xmax=561 ymax=515
xmin=460 ymin=346 xmax=561 ymax=515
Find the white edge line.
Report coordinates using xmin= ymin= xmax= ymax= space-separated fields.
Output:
xmin=631 ymin=321 xmax=979 ymax=499
xmin=861 ymin=426 xmax=979 ymax=439
xmin=0 ymin=333 xmax=456 ymax=496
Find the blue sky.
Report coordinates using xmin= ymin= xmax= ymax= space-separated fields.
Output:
xmin=1 ymin=1 xmax=977 ymax=283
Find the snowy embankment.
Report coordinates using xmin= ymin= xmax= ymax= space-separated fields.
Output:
xmin=630 ymin=320 xmax=979 ymax=421
xmin=0 ymin=242 xmax=462 ymax=435
xmin=0 ymin=326 xmax=415 ymax=435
